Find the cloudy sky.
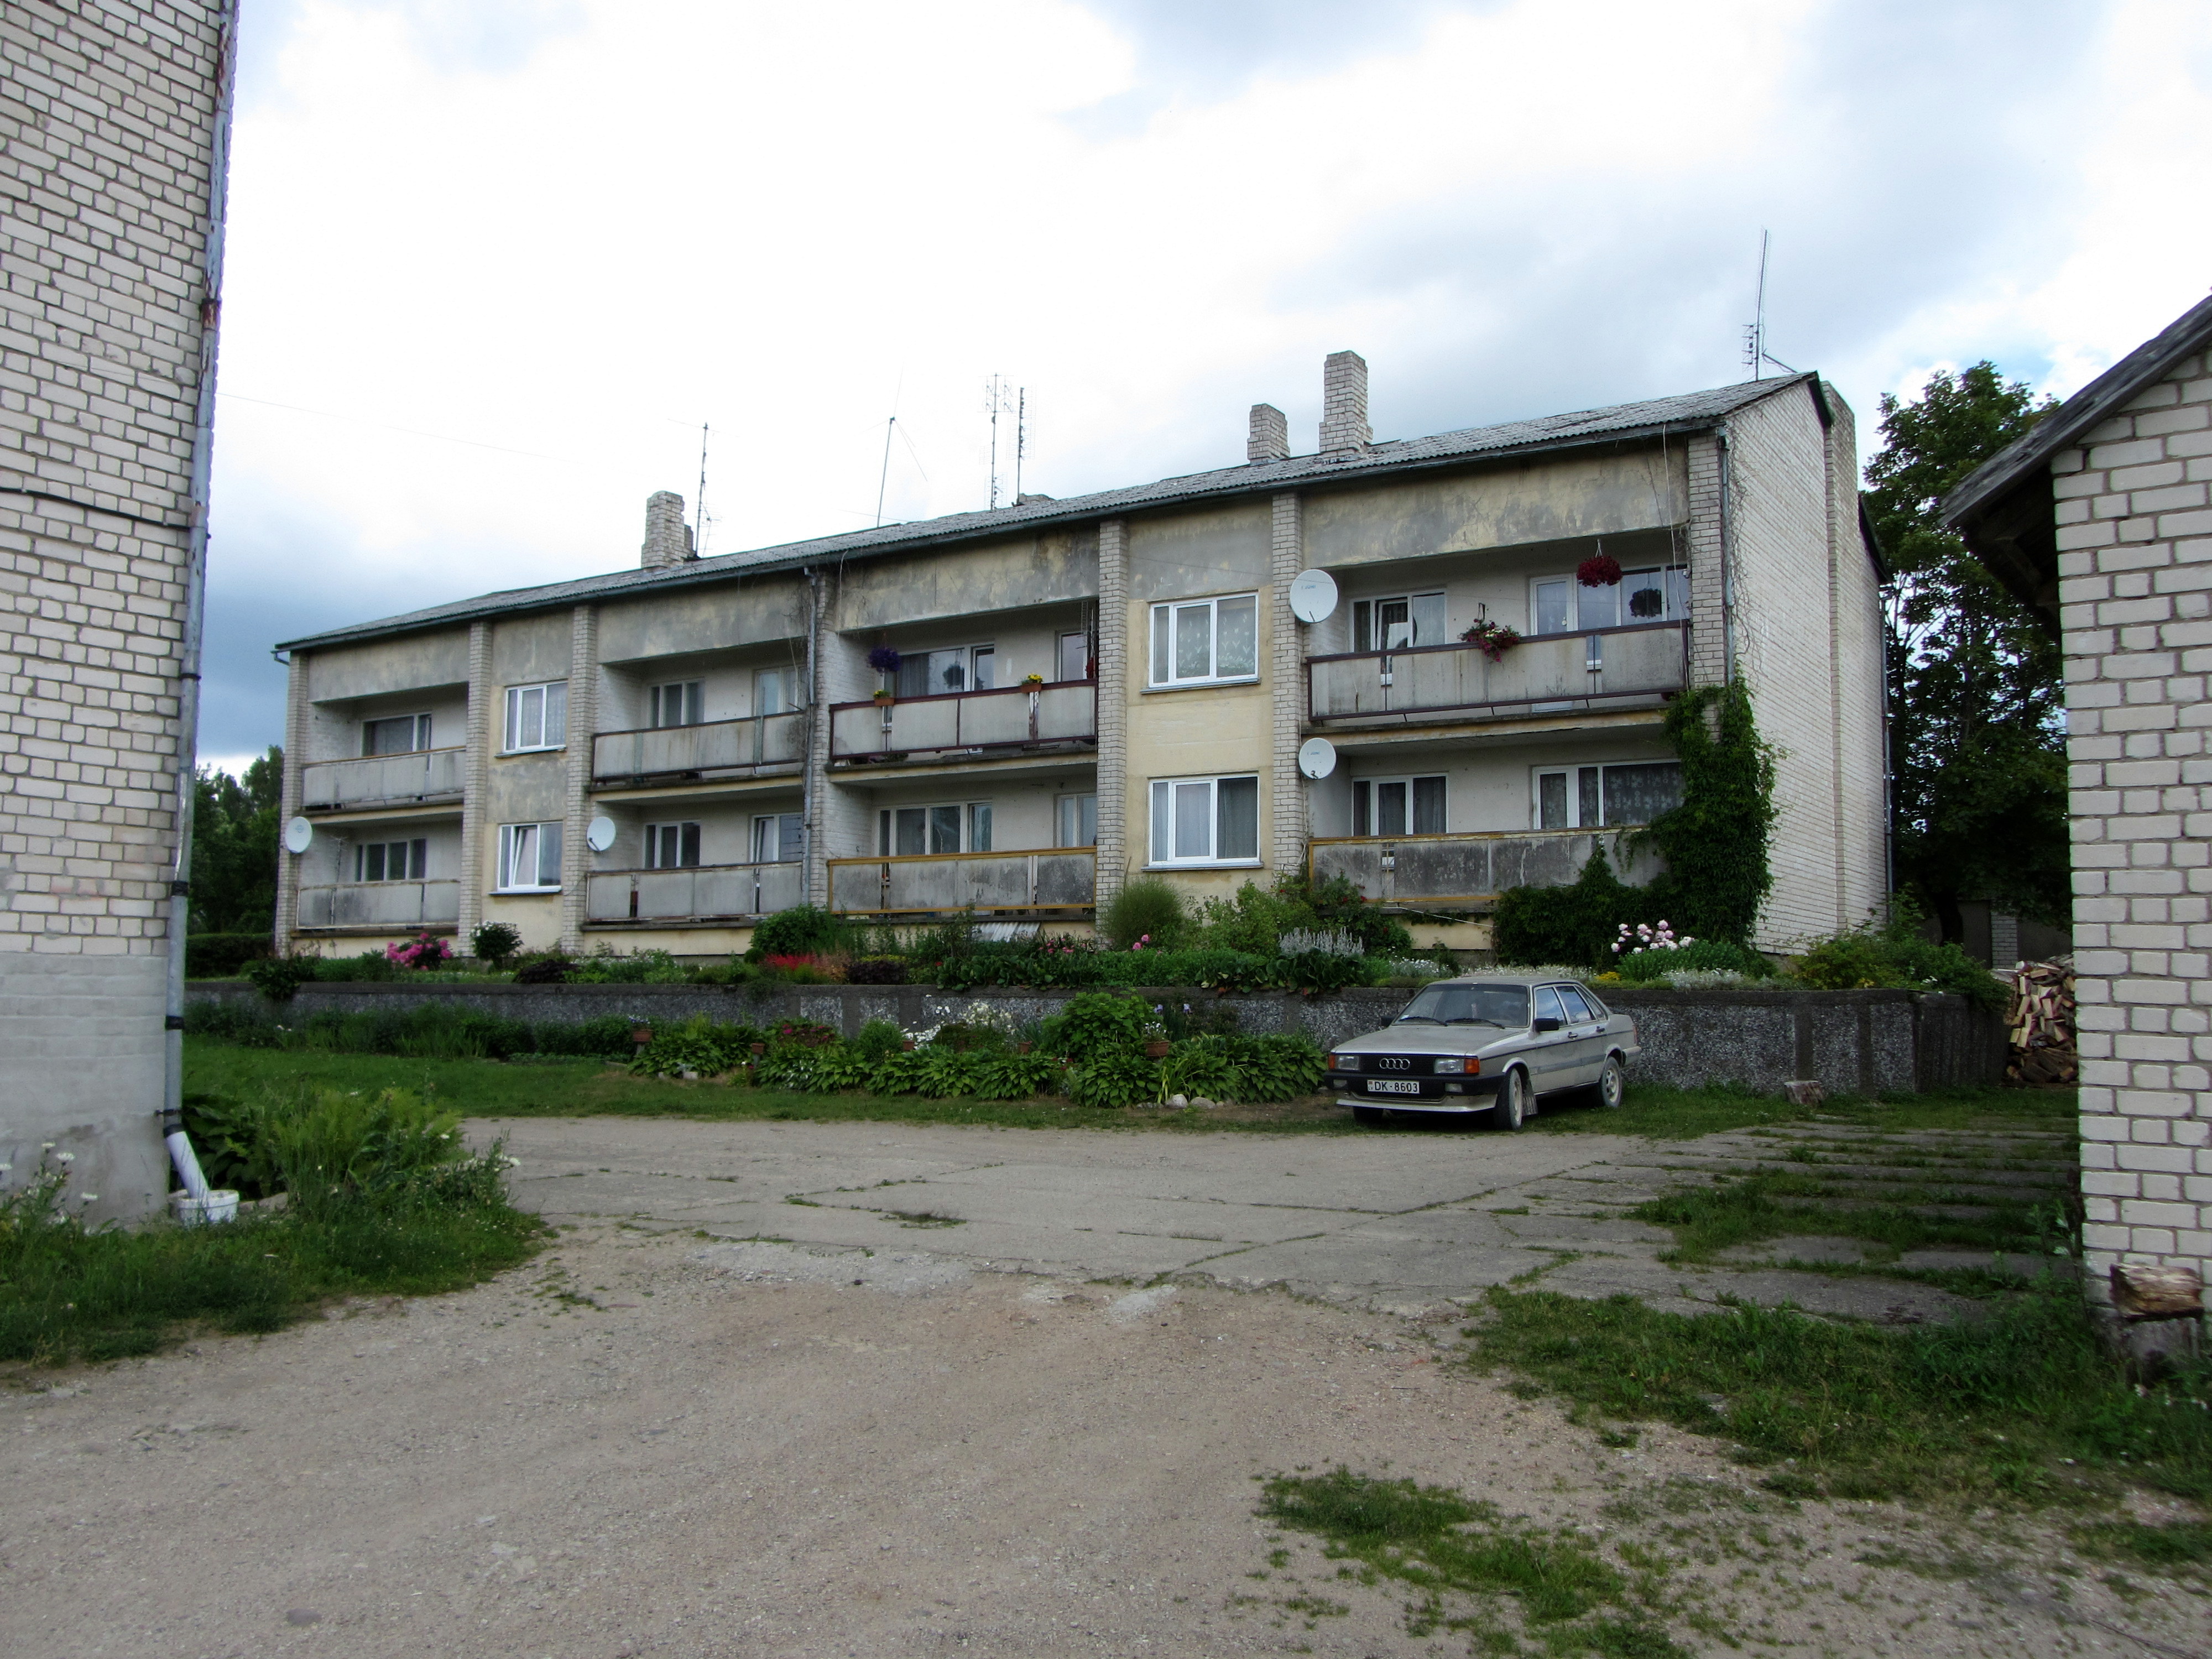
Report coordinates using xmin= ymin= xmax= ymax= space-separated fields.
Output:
xmin=198 ymin=0 xmax=2212 ymax=772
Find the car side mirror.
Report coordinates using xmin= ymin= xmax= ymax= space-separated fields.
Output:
xmin=1531 ymin=1016 xmax=1562 ymax=1034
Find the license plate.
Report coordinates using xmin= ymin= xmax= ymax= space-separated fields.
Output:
xmin=1365 ymin=1079 xmax=1421 ymax=1095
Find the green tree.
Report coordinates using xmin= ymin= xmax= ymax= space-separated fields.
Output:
xmin=190 ymin=745 xmax=282 ymax=934
xmin=1864 ymin=363 xmax=2067 ymax=942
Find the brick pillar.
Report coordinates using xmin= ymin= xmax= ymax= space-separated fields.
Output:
xmin=1268 ymin=492 xmax=1306 ymax=875
xmin=1684 ymin=435 xmax=1728 ymax=688
xmin=1094 ymin=519 xmax=1129 ymax=909
xmin=559 ymin=606 xmax=599 ymax=952
xmin=273 ymin=651 xmax=309 ymax=953
xmin=456 ymin=620 xmax=492 ymax=950
xmin=804 ymin=571 xmax=832 ymax=907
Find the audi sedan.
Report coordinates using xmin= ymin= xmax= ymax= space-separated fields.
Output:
xmin=1325 ymin=974 xmax=1640 ymax=1130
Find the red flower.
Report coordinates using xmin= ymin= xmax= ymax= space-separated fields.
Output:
xmin=1577 ymin=552 xmax=1623 ymax=587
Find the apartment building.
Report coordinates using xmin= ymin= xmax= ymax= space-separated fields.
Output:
xmin=270 ymin=354 xmax=1886 ymax=959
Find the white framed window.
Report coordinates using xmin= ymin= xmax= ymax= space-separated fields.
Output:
xmin=1532 ymin=761 xmax=1684 ymax=830
xmin=894 ymin=644 xmax=995 ymax=698
xmin=1148 ymin=593 xmax=1259 ymax=687
xmin=1351 ymin=776 xmax=1447 ymax=837
xmin=1351 ymin=592 xmax=1446 ymax=653
xmin=1056 ymin=792 xmax=1097 ymax=848
xmin=362 ymin=712 xmax=432 ymax=757
xmin=496 ymin=821 xmax=563 ymax=891
xmin=752 ymin=812 xmax=804 ymax=864
xmin=754 ymin=667 xmax=795 ymax=716
xmin=502 ymin=682 xmax=567 ymax=753
xmin=1057 ymin=631 xmax=1092 ymax=682
xmin=649 ymin=681 xmax=703 ymax=728
xmin=353 ymin=837 xmax=427 ymax=882
xmin=645 ymin=821 xmax=702 ymax=869
xmin=1149 ymin=774 xmax=1260 ymax=865
xmin=1530 ymin=565 xmax=1688 ymax=635
xmin=877 ymin=802 xmax=991 ymax=857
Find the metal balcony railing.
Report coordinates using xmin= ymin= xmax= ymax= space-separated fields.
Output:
xmin=585 ymin=861 xmax=806 ymax=925
xmin=1308 ymin=830 xmax=1663 ymax=907
xmin=830 ymin=680 xmax=1096 ymax=763
xmin=591 ymin=712 xmax=807 ymax=786
xmin=826 ymin=848 xmax=1096 ymax=916
xmin=295 ymin=880 xmax=462 ymax=930
xmin=301 ymin=748 xmax=465 ymax=811
xmin=1306 ymin=622 xmax=1687 ymax=726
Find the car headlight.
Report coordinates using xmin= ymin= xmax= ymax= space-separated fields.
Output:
xmin=1329 ymin=1053 xmax=1360 ymax=1071
xmin=1433 ymin=1057 xmax=1466 ymax=1074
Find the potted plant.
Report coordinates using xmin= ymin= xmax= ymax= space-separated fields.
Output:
xmin=868 ymin=645 xmax=901 ymax=701
xmin=1576 ymin=550 xmax=1623 ymax=587
xmin=1460 ymin=618 xmax=1521 ymax=663
xmin=1020 ymin=671 xmax=1045 ymax=687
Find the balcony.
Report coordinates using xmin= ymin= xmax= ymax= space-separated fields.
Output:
xmin=586 ymin=861 xmax=805 ymax=926
xmin=1309 ymin=830 xmax=1662 ymax=907
xmin=296 ymin=880 xmax=461 ymax=931
xmin=827 ymin=848 xmax=1095 ymax=916
xmin=1306 ymin=622 xmax=1686 ymax=727
xmin=830 ymin=681 xmax=1096 ymax=766
xmin=591 ymin=712 xmax=807 ymax=787
xmin=301 ymin=748 xmax=465 ymax=812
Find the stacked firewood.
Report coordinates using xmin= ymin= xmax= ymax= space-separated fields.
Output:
xmin=2006 ymin=956 xmax=2077 ymax=1086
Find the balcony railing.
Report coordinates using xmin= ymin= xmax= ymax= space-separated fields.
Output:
xmin=830 ymin=681 xmax=1096 ymax=763
xmin=586 ymin=861 xmax=806 ymax=925
xmin=295 ymin=880 xmax=461 ymax=930
xmin=1309 ymin=830 xmax=1662 ymax=907
xmin=301 ymin=748 xmax=465 ymax=811
xmin=591 ymin=713 xmax=807 ymax=786
xmin=1306 ymin=622 xmax=1686 ymax=726
xmin=827 ymin=848 xmax=1095 ymax=916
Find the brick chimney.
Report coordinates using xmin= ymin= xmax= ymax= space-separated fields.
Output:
xmin=640 ymin=491 xmax=693 ymax=570
xmin=1319 ymin=350 xmax=1370 ymax=455
xmin=1248 ymin=403 xmax=1289 ymax=463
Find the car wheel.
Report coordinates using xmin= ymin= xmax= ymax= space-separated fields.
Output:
xmin=1493 ymin=1068 xmax=1527 ymax=1131
xmin=1352 ymin=1105 xmax=1387 ymax=1126
xmin=1596 ymin=1055 xmax=1626 ymax=1110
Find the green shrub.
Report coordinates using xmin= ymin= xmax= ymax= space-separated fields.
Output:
xmin=1101 ymin=878 xmax=1190 ymax=950
xmin=867 ymin=1050 xmax=931 ymax=1095
xmin=249 ymin=1084 xmax=504 ymax=1217
xmin=852 ymin=1019 xmax=907 ymax=1062
xmin=513 ymin=952 xmax=572 ymax=984
xmin=1191 ymin=881 xmax=1302 ymax=954
xmin=1494 ymin=844 xmax=1650 ymax=969
xmin=1067 ymin=1051 xmax=1162 ymax=1109
xmin=186 ymin=932 xmax=271 ymax=977
xmin=971 ymin=1051 xmax=1065 ymax=1100
xmin=242 ymin=953 xmax=320 ymax=1002
xmin=749 ymin=904 xmax=850 ymax=960
xmin=1053 ymin=990 xmax=1151 ymax=1058
xmin=1160 ymin=1041 xmax=1240 ymax=1101
xmin=1790 ymin=917 xmax=2005 ymax=1009
xmin=847 ymin=956 xmax=907 ymax=984
xmin=316 ymin=948 xmax=399 ymax=983
xmin=1612 ymin=937 xmax=1771 ymax=983
xmin=570 ymin=946 xmax=687 ymax=984
xmin=1217 ymin=1033 xmax=1325 ymax=1102
xmin=470 ymin=921 xmax=524 ymax=968
xmin=1282 ymin=951 xmax=1376 ymax=994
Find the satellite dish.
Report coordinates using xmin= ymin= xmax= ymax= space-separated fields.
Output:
xmin=283 ymin=817 xmax=313 ymax=855
xmin=585 ymin=816 xmax=618 ymax=854
xmin=1287 ymin=568 xmax=1338 ymax=624
xmin=1297 ymin=737 xmax=1337 ymax=780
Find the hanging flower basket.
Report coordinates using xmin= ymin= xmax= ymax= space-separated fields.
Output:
xmin=1577 ymin=552 xmax=1623 ymax=587
xmin=867 ymin=645 xmax=902 ymax=674
xmin=1460 ymin=619 xmax=1522 ymax=663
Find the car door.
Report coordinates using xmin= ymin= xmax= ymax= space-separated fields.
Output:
xmin=1552 ymin=983 xmax=1606 ymax=1088
xmin=1527 ymin=983 xmax=1577 ymax=1095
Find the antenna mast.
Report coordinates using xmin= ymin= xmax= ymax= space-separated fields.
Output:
xmin=1014 ymin=386 xmax=1026 ymax=504
xmin=693 ymin=421 xmax=710 ymax=556
xmin=1741 ymin=230 xmax=1798 ymax=379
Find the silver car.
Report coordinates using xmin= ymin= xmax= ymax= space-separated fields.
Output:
xmin=1325 ymin=973 xmax=1640 ymax=1130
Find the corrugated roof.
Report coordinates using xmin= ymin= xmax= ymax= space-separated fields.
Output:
xmin=279 ymin=373 xmax=1815 ymax=654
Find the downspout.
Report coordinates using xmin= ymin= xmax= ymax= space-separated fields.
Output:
xmin=1716 ymin=426 xmax=1736 ymax=685
xmin=163 ymin=3 xmax=241 ymax=1140
xmin=802 ymin=567 xmax=821 ymax=895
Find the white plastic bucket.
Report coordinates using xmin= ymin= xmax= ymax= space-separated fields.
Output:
xmin=169 ymin=1189 xmax=239 ymax=1226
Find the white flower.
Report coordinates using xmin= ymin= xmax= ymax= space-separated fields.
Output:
xmin=79 ymin=1193 xmax=97 ymax=1203
xmin=55 ymin=1151 xmax=75 ymax=1164
xmin=40 ymin=1141 xmax=55 ymax=1151
xmin=0 ymin=1164 xmax=12 ymax=1174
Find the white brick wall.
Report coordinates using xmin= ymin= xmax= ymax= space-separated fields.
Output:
xmin=1093 ymin=519 xmax=1128 ymax=906
xmin=2052 ymin=346 xmax=2212 ymax=1292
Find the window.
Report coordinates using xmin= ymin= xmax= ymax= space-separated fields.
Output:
xmin=1056 ymin=792 xmax=1097 ymax=848
xmin=1530 ymin=565 xmax=1687 ymax=635
xmin=1148 ymin=593 xmax=1258 ymax=687
xmin=645 ymin=821 xmax=702 ymax=869
xmin=502 ymin=682 xmax=567 ymax=753
xmin=1057 ymin=632 xmax=1092 ymax=682
xmin=752 ymin=812 xmax=804 ymax=864
xmin=362 ymin=713 xmax=432 ymax=757
xmin=754 ymin=667 xmax=795 ymax=716
xmin=1149 ymin=774 xmax=1259 ymax=865
xmin=496 ymin=822 xmax=562 ymax=891
xmin=649 ymin=681 xmax=703 ymax=728
xmin=1351 ymin=592 xmax=1446 ymax=653
xmin=1351 ymin=775 xmax=1447 ymax=837
xmin=1534 ymin=985 xmax=1569 ymax=1026
xmin=895 ymin=645 xmax=994 ymax=699
xmin=353 ymin=838 xmax=426 ymax=882
xmin=1533 ymin=761 xmax=1683 ymax=829
xmin=1555 ymin=984 xmax=1598 ymax=1023
xmin=878 ymin=802 xmax=992 ymax=856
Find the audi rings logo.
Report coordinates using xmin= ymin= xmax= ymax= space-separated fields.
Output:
xmin=1378 ymin=1057 xmax=1412 ymax=1072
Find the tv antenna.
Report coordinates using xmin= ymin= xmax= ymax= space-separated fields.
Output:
xmin=693 ymin=420 xmax=711 ymax=556
xmin=983 ymin=374 xmax=1015 ymax=509
xmin=1742 ymin=230 xmax=1798 ymax=379
xmin=1014 ymin=386 xmax=1027 ymax=504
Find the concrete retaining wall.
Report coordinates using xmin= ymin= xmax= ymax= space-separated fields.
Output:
xmin=187 ymin=979 xmax=2005 ymax=1095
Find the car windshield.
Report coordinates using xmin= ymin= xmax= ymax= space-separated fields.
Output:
xmin=1396 ymin=983 xmax=1531 ymax=1028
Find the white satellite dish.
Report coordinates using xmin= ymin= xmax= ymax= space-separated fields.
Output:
xmin=1297 ymin=737 xmax=1337 ymax=780
xmin=585 ymin=816 xmax=618 ymax=854
xmin=1287 ymin=568 xmax=1338 ymax=624
xmin=282 ymin=816 xmax=313 ymax=855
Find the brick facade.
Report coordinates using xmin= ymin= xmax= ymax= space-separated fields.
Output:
xmin=0 ymin=2 xmax=231 ymax=1220
xmin=2052 ymin=346 xmax=2212 ymax=1290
